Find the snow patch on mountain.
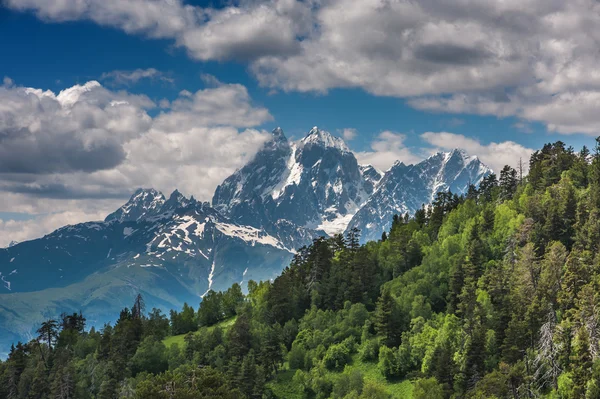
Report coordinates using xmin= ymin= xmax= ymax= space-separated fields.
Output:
xmin=270 ymin=143 xmax=302 ymax=200
xmin=123 ymin=227 xmax=136 ymax=237
xmin=215 ymin=222 xmax=289 ymax=251
xmin=105 ymin=188 xmax=165 ymax=222
xmin=213 ymin=127 xmax=397 ymax=243
xmin=347 ymin=148 xmax=492 ymax=242
xmin=317 ymin=213 xmax=355 ymax=236
xmin=202 ymin=260 xmax=217 ymax=297
xmin=0 ymin=272 xmax=11 ymax=290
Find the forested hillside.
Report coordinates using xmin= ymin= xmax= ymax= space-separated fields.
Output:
xmin=2 ymin=139 xmax=600 ymax=398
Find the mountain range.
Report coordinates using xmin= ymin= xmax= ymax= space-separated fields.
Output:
xmin=0 ymin=127 xmax=491 ymax=356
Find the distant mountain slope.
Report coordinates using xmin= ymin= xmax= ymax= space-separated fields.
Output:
xmin=0 ymin=126 xmax=492 ymax=356
xmin=0 ymin=194 xmax=294 ymax=356
xmin=347 ymin=149 xmax=491 ymax=242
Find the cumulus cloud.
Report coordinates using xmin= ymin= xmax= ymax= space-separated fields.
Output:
xmin=420 ymin=132 xmax=534 ymax=173
xmin=120 ymin=126 xmax=271 ymax=200
xmin=9 ymin=0 xmax=600 ymax=134
xmin=161 ymin=83 xmax=272 ymax=127
xmin=4 ymin=0 xmax=196 ymax=38
xmin=355 ymin=131 xmax=423 ymax=171
xmin=0 ymin=81 xmax=154 ymax=174
xmin=0 ymin=191 xmax=123 ymax=247
xmin=0 ymin=79 xmax=274 ymax=239
xmin=100 ymin=68 xmax=174 ymax=86
xmin=4 ymin=0 xmax=310 ymax=61
xmin=178 ymin=1 xmax=309 ymax=61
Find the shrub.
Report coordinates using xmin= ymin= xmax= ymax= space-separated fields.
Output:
xmin=378 ymin=345 xmax=398 ymax=379
xmin=359 ymin=339 xmax=380 ymax=362
xmin=288 ymin=343 xmax=306 ymax=370
xmin=323 ymin=342 xmax=352 ymax=370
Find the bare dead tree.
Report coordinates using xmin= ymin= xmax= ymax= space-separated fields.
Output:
xmin=534 ymin=309 xmax=561 ymax=391
xmin=518 ymin=157 xmax=524 ymax=182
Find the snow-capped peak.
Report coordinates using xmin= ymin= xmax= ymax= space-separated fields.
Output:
xmin=359 ymin=164 xmax=384 ymax=189
xmin=104 ymin=188 xmax=166 ymax=222
xmin=162 ymin=189 xmax=195 ymax=211
xmin=262 ymin=127 xmax=289 ymax=150
xmin=301 ymin=127 xmax=350 ymax=153
xmin=272 ymin=127 xmax=286 ymax=140
xmin=427 ymin=148 xmax=472 ymax=164
xmin=448 ymin=148 xmax=478 ymax=163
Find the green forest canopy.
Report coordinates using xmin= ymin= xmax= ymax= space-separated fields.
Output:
xmin=3 ymin=139 xmax=600 ymax=398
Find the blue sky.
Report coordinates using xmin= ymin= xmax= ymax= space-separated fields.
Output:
xmin=1 ymin=4 xmax=593 ymax=153
xmin=1 ymin=0 xmax=600 ymax=245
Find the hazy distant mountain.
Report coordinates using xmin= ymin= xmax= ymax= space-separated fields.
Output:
xmin=0 ymin=192 xmax=294 ymax=357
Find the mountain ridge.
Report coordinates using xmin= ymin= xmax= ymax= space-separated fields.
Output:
xmin=0 ymin=126 xmax=491 ymax=356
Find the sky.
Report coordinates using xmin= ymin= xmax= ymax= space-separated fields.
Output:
xmin=1 ymin=0 xmax=600 ymax=246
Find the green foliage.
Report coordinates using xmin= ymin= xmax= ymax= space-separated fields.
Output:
xmin=8 ymin=138 xmax=600 ymax=398
xmin=360 ymin=339 xmax=380 ymax=362
xmin=170 ymin=302 xmax=196 ymax=335
xmin=413 ymin=377 xmax=444 ymax=399
xmin=323 ymin=340 xmax=353 ymax=370
xmin=130 ymin=337 xmax=168 ymax=375
xmin=377 ymin=345 xmax=398 ymax=380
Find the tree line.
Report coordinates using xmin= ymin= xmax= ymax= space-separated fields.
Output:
xmin=3 ymin=139 xmax=600 ymax=398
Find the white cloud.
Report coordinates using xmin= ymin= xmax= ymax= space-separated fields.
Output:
xmin=121 ymin=126 xmax=270 ymax=200
xmin=9 ymin=0 xmax=600 ymax=134
xmin=341 ymin=128 xmax=357 ymax=141
xmin=161 ymin=83 xmax=272 ymax=127
xmin=178 ymin=2 xmax=307 ymax=61
xmin=420 ymin=131 xmax=534 ymax=173
xmin=0 ymin=79 xmax=274 ymax=243
xmin=2 ymin=77 xmax=14 ymax=88
xmin=100 ymin=68 xmax=173 ymax=86
xmin=4 ymin=0 xmax=196 ymax=38
xmin=0 ymin=191 xmax=122 ymax=247
xmin=355 ymin=131 xmax=423 ymax=171
xmin=0 ymin=80 xmax=154 ymax=174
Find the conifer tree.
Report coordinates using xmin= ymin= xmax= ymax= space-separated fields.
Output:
xmin=571 ymin=326 xmax=592 ymax=398
xmin=374 ymin=288 xmax=401 ymax=347
xmin=499 ymin=165 xmax=518 ymax=200
xmin=37 ymin=319 xmax=59 ymax=350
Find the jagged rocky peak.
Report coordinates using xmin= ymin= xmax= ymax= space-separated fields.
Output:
xmin=104 ymin=187 xmax=198 ymax=223
xmin=213 ymin=125 xmax=377 ymax=238
xmin=346 ymin=149 xmax=492 ymax=243
xmin=426 ymin=148 xmax=481 ymax=168
xmin=301 ymin=126 xmax=350 ymax=152
xmin=360 ymin=164 xmax=383 ymax=182
xmin=271 ymin=127 xmax=287 ymax=141
xmin=105 ymin=188 xmax=166 ymax=222
xmin=359 ymin=164 xmax=384 ymax=194
xmin=259 ymin=127 xmax=289 ymax=152
xmin=162 ymin=189 xmax=195 ymax=212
